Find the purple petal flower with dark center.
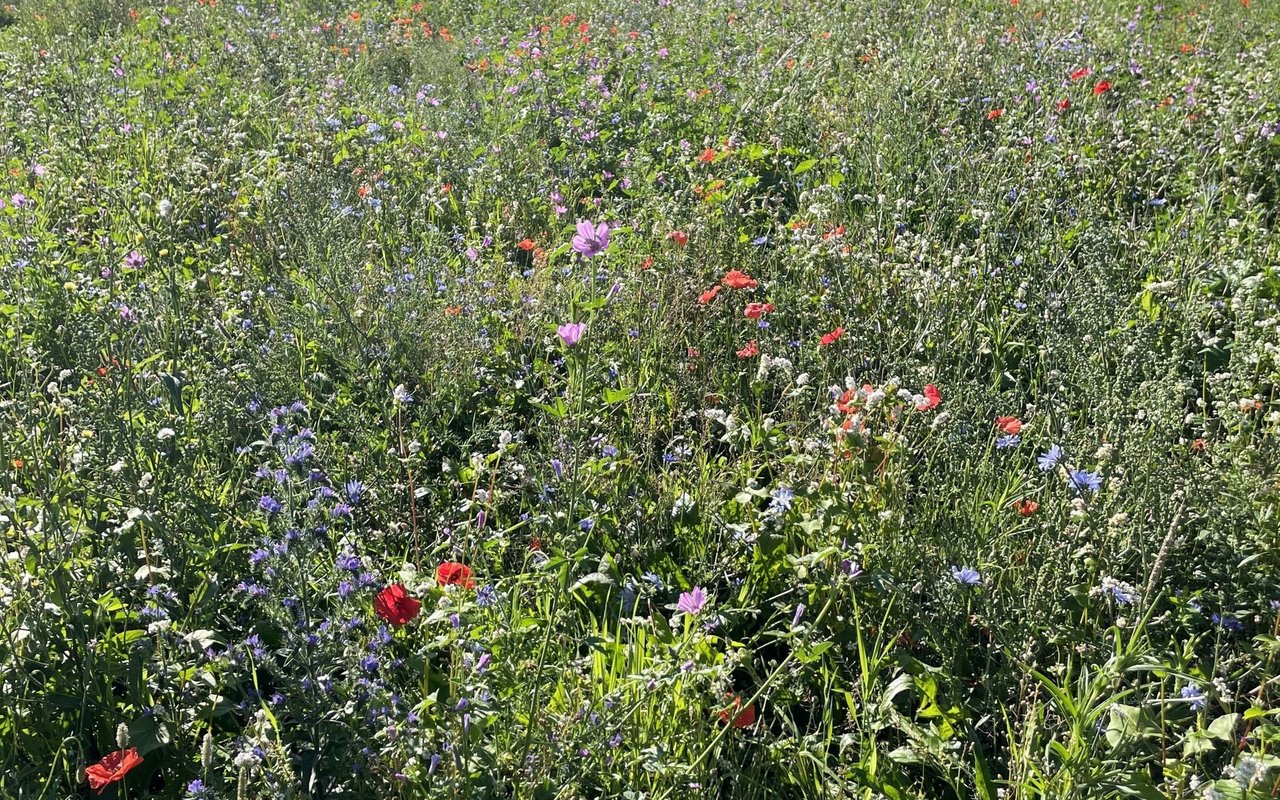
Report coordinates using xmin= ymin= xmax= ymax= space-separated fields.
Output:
xmin=571 ymin=219 xmax=610 ymax=257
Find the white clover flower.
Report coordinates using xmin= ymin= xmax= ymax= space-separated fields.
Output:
xmin=157 ymin=427 xmax=176 ymax=441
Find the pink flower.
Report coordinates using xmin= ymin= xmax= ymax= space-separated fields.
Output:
xmin=677 ymin=586 xmax=708 ymax=615
xmin=571 ymin=220 xmax=610 ymax=257
xmin=557 ymin=322 xmax=585 ymax=347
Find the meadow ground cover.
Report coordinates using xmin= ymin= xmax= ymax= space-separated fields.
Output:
xmin=1 ymin=0 xmax=1280 ymax=796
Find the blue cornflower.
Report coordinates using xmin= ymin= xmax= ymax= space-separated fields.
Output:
xmin=951 ymin=566 xmax=981 ymax=586
xmin=1068 ymin=469 xmax=1102 ymax=494
xmin=344 ymin=479 xmax=365 ymax=503
xmin=1181 ymin=683 xmax=1206 ymax=710
xmin=1211 ymin=613 xmax=1243 ymax=633
xmin=1037 ymin=444 xmax=1064 ymax=471
xmin=767 ymin=486 xmax=795 ymax=515
xmin=996 ymin=434 xmax=1021 ymax=450
xmin=641 ymin=572 xmax=665 ymax=590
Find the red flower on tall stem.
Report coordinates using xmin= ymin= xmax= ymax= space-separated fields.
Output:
xmin=86 ymin=749 xmax=143 ymax=793
xmin=374 ymin=583 xmax=422 ymax=625
xmin=435 ymin=561 xmax=476 ymax=589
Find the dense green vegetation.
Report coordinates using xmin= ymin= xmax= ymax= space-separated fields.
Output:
xmin=2 ymin=0 xmax=1279 ymax=796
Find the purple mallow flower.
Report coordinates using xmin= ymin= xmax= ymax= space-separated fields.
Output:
xmin=677 ymin=586 xmax=708 ymax=615
xmin=558 ymin=322 xmax=585 ymax=347
xmin=571 ymin=219 xmax=610 ymax=257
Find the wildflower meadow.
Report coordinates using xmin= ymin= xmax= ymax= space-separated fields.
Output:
xmin=2 ymin=0 xmax=1280 ymax=796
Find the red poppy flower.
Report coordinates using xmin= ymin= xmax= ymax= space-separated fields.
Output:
xmin=86 ymin=748 xmax=143 ymax=793
xmin=517 ymin=238 xmax=536 ymax=251
xmin=995 ymin=416 xmax=1023 ymax=435
xmin=916 ymin=383 xmax=942 ymax=411
xmin=1093 ymin=81 xmax=1112 ymax=95
xmin=1056 ymin=98 xmax=1071 ymax=111
xmin=721 ymin=269 xmax=758 ymax=290
xmin=987 ymin=108 xmax=1004 ymax=121
xmin=736 ymin=340 xmax=759 ymax=358
xmin=698 ymin=147 xmax=717 ymax=163
xmin=1070 ymin=67 xmax=1091 ymax=81
xmin=719 ymin=694 xmax=756 ymax=728
xmin=819 ymin=326 xmax=845 ymax=346
xmin=667 ymin=230 xmax=689 ymax=246
xmin=375 ymin=583 xmax=422 ymax=625
xmin=743 ymin=302 xmax=774 ymax=319
xmin=435 ymin=561 xmax=475 ymax=589
xmin=836 ymin=386 xmax=867 ymax=415
xmin=1014 ymin=499 xmax=1039 ymax=517
xmin=698 ymin=286 xmax=721 ymax=305
xmin=640 ymin=255 xmax=653 ymax=270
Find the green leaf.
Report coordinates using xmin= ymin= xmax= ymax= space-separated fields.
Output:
xmin=1182 ymin=730 xmax=1216 ymax=757
xmin=1206 ymin=713 xmax=1240 ymax=741
xmin=129 ymin=715 xmax=172 ymax=756
xmin=530 ymin=397 xmax=568 ymax=420
xmin=793 ymin=158 xmax=819 ymax=175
